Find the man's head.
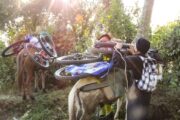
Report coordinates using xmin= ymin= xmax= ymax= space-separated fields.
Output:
xmin=98 ymin=34 xmax=111 ymax=42
xmin=136 ymin=38 xmax=150 ymax=54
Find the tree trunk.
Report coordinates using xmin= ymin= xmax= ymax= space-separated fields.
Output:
xmin=134 ymin=0 xmax=155 ymax=41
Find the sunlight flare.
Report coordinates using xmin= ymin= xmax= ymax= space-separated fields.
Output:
xmin=62 ymin=0 xmax=70 ymax=5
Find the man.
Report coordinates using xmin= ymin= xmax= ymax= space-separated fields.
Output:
xmin=94 ymin=34 xmax=115 ymax=119
xmin=98 ymin=34 xmax=111 ymax=42
xmin=113 ymin=38 xmax=151 ymax=120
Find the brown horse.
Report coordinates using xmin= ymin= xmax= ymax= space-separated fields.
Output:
xmin=16 ymin=43 xmax=49 ymax=100
xmin=34 ymin=69 xmax=47 ymax=92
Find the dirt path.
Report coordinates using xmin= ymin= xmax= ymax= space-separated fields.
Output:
xmin=0 ymin=86 xmax=179 ymax=120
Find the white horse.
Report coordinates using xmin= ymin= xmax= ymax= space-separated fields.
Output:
xmin=68 ymin=65 xmax=163 ymax=120
xmin=68 ymin=68 xmax=129 ymax=120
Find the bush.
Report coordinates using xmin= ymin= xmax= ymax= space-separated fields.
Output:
xmin=0 ymin=41 xmax=16 ymax=93
xmin=151 ymin=20 xmax=180 ymax=87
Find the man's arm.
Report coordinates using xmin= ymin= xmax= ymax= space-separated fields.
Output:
xmin=113 ymin=51 xmax=140 ymax=69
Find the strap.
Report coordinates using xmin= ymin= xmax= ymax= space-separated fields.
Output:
xmin=140 ymin=55 xmax=157 ymax=62
xmin=139 ymin=56 xmax=145 ymax=61
xmin=79 ymin=81 xmax=110 ymax=92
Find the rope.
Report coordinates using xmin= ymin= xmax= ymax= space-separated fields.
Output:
xmin=113 ymin=48 xmax=129 ymax=92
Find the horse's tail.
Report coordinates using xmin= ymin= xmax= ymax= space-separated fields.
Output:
xmin=16 ymin=51 xmax=24 ymax=91
xmin=68 ymin=86 xmax=77 ymax=120
xmin=75 ymin=88 xmax=83 ymax=120
xmin=68 ymin=86 xmax=83 ymax=120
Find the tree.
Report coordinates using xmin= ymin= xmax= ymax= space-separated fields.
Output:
xmin=151 ymin=20 xmax=180 ymax=87
xmin=0 ymin=0 xmax=19 ymax=29
xmin=98 ymin=0 xmax=137 ymax=41
xmin=134 ymin=0 xmax=155 ymax=41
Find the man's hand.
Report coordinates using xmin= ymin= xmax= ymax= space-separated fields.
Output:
xmin=112 ymin=51 xmax=122 ymax=67
xmin=127 ymin=45 xmax=136 ymax=55
xmin=115 ymin=42 xmax=123 ymax=49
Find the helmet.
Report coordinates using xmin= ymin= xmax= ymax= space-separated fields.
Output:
xmin=39 ymin=31 xmax=57 ymax=57
xmin=98 ymin=34 xmax=111 ymax=40
xmin=24 ymin=34 xmax=33 ymax=42
xmin=39 ymin=31 xmax=52 ymax=41
xmin=98 ymin=34 xmax=111 ymax=42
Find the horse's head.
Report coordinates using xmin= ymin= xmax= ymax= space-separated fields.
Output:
xmin=147 ymin=48 xmax=164 ymax=79
xmin=148 ymin=48 xmax=164 ymax=64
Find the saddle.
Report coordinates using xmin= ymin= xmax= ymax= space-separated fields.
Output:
xmin=78 ymin=68 xmax=128 ymax=98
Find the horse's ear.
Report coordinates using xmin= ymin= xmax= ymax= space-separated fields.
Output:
xmin=147 ymin=48 xmax=164 ymax=64
xmin=45 ymin=36 xmax=51 ymax=41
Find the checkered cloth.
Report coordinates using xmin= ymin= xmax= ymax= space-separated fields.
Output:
xmin=137 ymin=56 xmax=160 ymax=92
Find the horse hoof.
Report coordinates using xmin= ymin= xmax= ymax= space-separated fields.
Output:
xmin=34 ymin=88 xmax=38 ymax=92
xmin=99 ymin=112 xmax=114 ymax=120
xmin=22 ymin=95 xmax=27 ymax=100
xmin=30 ymin=96 xmax=35 ymax=101
xmin=42 ymin=89 xmax=47 ymax=93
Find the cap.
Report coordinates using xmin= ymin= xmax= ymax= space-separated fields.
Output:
xmin=98 ymin=34 xmax=111 ymax=42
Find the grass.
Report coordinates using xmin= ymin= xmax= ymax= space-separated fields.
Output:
xmin=0 ymin=87 xmax=71 ymax=120
xmin=0 ymin=83 xmax=179 ymax=120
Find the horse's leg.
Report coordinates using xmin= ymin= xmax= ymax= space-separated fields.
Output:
xmin=68 ymin=78 xmax=109 ymax=120
xmin=68 ymin=87 xmax=85 ymax=120
xmin=16 ymin=65 xmax=23 ymax=96
xmin=18 ymin=69 xmax=26 ymax=100
xmin=80 ymin=110 xmax=91 ymax=120
xmin=34 ymin=72 xmax=39 ymax=92
xmin=16 ymin=54 xmax=22 ymax=93
xmin=68 ymin=91 xmax=89 ymax=120
xmin=114 ymin=97 xmax=124 ymax=120
xmin=68 ymin=86 xmax=77 ymax=120
xmin=76 ymin=90 xmax=83 ymax=120
xmin=22 ymin=71 xmax=27 ymax=100
xmin=126 ymin=82 xmax=151 ymax=120
xmin=79 ymin=99 xmax=91 ymax=120
xmin=26 ymin=70 xmax=35 ymax=100
xmin=40 ymin=70 xmax=46 ymax=93
xmin=78 ymin=95 xmax=86 ymax=120
xmin=16 ymin=53 xmax=27 ymax=100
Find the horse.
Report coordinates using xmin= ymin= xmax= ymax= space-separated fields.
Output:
xmin=34 ymin=69 xmax=48 ymax=92
xmin=68 ymin=50 xmax=164 ymax=120
xmin=16 ymin=43 xmax=49 ymax=100
xmin=68 ymin=68 xmax=129 ymax=120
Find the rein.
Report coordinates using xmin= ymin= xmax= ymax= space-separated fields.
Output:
xmin=113 ymin=48 xmax=129 ymax=92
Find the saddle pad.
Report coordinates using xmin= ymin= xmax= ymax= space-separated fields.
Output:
xmin=65 ymin=61 xmax=113 ymax=76
xmin=79 ymin=81 xmax=110 ymax=92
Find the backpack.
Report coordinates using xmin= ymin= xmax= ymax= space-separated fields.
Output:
xmin=137 ymin=56 xmax=162 ymax=92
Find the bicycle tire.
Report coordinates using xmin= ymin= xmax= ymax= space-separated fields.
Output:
xmin=1 ymin=40 xmax=25 ymax=57
xmin=25 ymin=43 xmax=50 ymax=69
xmin=39 ymin=36 xmax=57 ymax=57
xmin=90 ymin=48 xmax=114 ymax=55
xmin=94 ymin=41 xmax=116 ymax=48
xmin=55 ymin=53 xmax=103 ymax=65
xmin=54 ymin=66 xmax=90 ymax=80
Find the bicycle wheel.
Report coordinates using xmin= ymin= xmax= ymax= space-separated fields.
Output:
xmin=54 ymin=66 xmax=90 ymax=80
xmin=39 ymin=36 xmax=57 ymax=57
xmin=1 ymin=40 xmax=25 ymax=57
xmin=25 ymin=43 xmax=50 ymax=69
xmin=90 ymin=48 xmax=114 ymax=55
xmin=94 ymin=41 xmax=116 ymax=48
xmin=55 ymin=53 xmax=103 ymax=65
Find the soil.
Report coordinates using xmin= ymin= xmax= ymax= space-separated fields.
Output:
xmin=0 ymin=85 xmax=179 ymax=120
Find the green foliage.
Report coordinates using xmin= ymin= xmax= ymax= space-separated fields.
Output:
xmin=99 ymin=0 xmax=137 ymax=41
xmin=20 ymin=90 xmax=69 ymax=120
xmin=0 ymin=41 xmax=16 ymax=92
xmin=151 ymin=20 xmax=180 ymax=87
xmin=0 ymin=0 xmax=18 ymax=29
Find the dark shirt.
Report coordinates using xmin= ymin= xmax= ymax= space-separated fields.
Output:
xmin=113 ymin=51 xmax=144 ymax=80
